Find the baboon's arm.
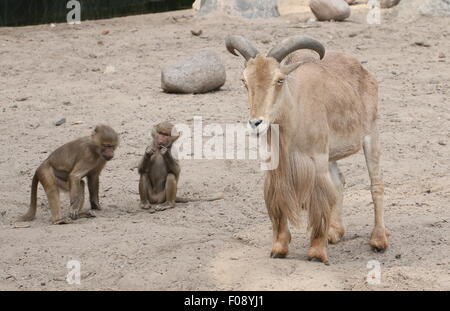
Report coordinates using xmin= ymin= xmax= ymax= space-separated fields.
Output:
xmin=87 ymin=173 xmax=101 ymax=210
xmin=162 ymin=151 xmax=180 ymax=176
xmin=138 ymin=148 xmax=154 ymax=175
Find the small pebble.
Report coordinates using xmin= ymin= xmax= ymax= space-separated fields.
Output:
xmin=190 ymin=29 xmax=202 ymax=36
xmin=55 ymin=118 xmax=66 ymax=126
xmin=414 ymin=41 xmax=430 ymax=47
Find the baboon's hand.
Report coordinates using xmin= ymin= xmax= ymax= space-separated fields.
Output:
xmin=69 ymin=208 xmax=79 ymax=220
xmin=90 ymin=201 xmax=102 ymax=210
xmin=145 ymin=145 xmax=155 ymax=156
xmin=160 ymin=146 xmax=168 ymax=155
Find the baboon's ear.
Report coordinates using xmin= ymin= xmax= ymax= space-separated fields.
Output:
xmin=281 ymin=61 xmax=304 ymax=75
xmin=170 ymin=126 xmax=181 ymax=140
xmin=151 ymin=126 xmax=157 ymax=138
xmin=169 ymin=133 xmax=180 ymax=143
xmin=92 ymin=126 xmax=99 ymax=137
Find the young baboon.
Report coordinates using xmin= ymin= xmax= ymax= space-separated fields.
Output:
xmin=138 ymin=121 xmax=222 ymax=212
xmin=19 ymin=125 xmax=119 ymax=224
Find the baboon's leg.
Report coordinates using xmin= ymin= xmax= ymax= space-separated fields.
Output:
xmin=328 ymin=161 xmax=345 ymax=244
xmin=363 ymin=128 xmax=389 ymax=251
xmin=139 ymin=174 xmax=152 ymax=210
xmin=155 ymin=174 xmax=177 ymax=212
xmin=40 ymin=170 xmax=68 ymax=225
xmin=69 ymin=176 xmax=85 ymax=220
xmin=307 ymin=156 xmax=336 ymax=265
xmin=269 ymin=210 xmax=291 ymax=259
xmin=165 ymin=173 xmax=177 ymax=208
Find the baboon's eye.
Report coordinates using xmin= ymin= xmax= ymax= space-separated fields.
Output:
xmin=276 ymin=78 xmax=285 ymax=85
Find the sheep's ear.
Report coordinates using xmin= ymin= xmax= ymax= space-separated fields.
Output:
xmin=281 ymin=61 xmax=304 ymax=75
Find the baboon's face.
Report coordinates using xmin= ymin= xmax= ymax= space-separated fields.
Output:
xmin=92 ymin=125 xmax=119 ymax=161
xmin=242 ymin=55 xmax=286 ymax=136
xmin=156 ymin=132 xmax=172 ymax=147
xmin=100 ymin=142 xmax=116 ymax=161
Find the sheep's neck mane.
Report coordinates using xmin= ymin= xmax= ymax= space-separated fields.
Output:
xmin=267 ymin=78 xmax=298 ymax=175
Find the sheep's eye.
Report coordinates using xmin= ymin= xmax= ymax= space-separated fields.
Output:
xmin=241 ymin=79 xmax=248 ymax=88
xmin=277 ymin=78 xmax=285 ymax=85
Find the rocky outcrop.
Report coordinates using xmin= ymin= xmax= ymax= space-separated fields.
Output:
xmin=196 ymin=0 xmax=279 ymax=18
xmin=396 ymin=0 xmax=450 ymax=18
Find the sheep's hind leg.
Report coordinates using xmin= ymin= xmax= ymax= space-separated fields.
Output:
xmin=363 ymin=128 xmax=389 ymax=252
xmin=328 ymin=161 xmax=345 ymax=244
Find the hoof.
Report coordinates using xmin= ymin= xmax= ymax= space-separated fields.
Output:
xmin=307 ymin=256 xmax=330 ymax=265
xmin=307 ymin=245 xmax=329 ymax=265
xmin=328 ymin=225 xmax=345 ymax=244
xmin=80 ymin=210 xmax=96 ymax=218
xmin=370 ymin=226 xmax=389 ymax=252
xmin=270 ymin=252 xmax=287 ymax=259
xmin=53 ymin=218 xmax=72 ymax=225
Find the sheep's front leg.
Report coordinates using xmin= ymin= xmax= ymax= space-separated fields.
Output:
xmin=265 ymin=177 xmax=291 ymax=258
xmin=268 ymin=211 xmax=291 ymax=258
xmin=307 ymin=156 xmax=336 ymax=265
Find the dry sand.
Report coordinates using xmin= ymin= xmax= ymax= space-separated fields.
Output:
xmin=0 ymin=3 xmax=449 ymax=290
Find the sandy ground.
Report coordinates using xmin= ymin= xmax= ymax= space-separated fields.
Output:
xmin=0 ymin=3 xmax=449 ymax=291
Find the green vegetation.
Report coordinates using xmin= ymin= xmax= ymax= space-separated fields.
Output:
xmin=0 ymin=0 xmax=195 ymax=27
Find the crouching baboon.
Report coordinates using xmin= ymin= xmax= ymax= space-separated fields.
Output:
xmin=19 ymin=125 xmax=119 ymax=224
xmin=138 ymin=121 xmax=222 ymax=212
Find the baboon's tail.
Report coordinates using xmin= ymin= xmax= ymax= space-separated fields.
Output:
xmin=19 ymin=173 xmax=39 ymax=221
xmin=176 ymin=192 xmax=224 ymax=203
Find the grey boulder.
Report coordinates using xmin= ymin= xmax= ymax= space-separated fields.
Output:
xmin=310 ymin=0 xmax=351 ymax=21
xmin=161 ymin=49 xmax=226 ymax=94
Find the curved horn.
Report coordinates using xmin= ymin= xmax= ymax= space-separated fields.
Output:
xmin=267 ymin=35 xmax=325 ymax=62
xmin=225 ymin=35 xmax=259 ymax=61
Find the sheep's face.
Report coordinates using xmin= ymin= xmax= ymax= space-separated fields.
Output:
xmin=242 ymin=55 xmax=286 ymax=136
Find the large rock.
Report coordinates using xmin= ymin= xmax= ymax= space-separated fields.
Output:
xmin=161 ymin=49 xmax=226 ymax=94
xmin=309 ymin=0 xmax=351 ymax=21
xmin=396 ymin=0 xmax=450 ymax=18
xmin=197 ymin=0 xmax=279 ymax=18
xmin=380 ymin=0 xmax=401 ymax=8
